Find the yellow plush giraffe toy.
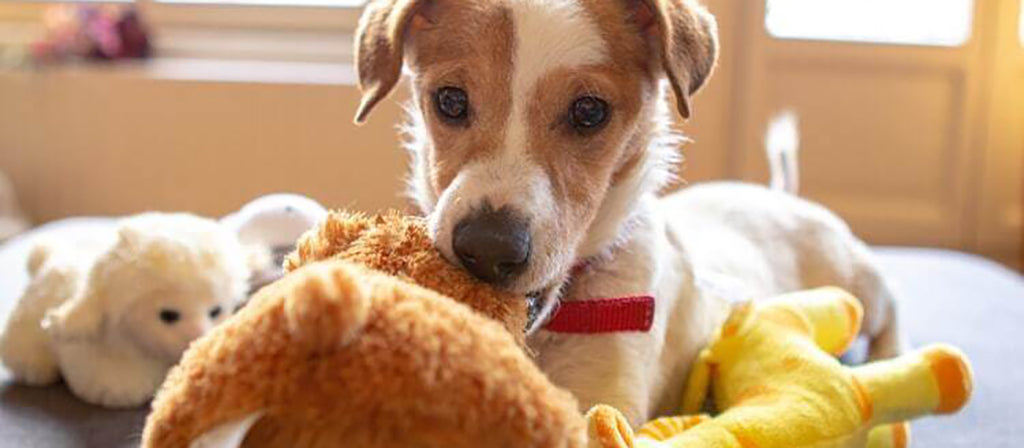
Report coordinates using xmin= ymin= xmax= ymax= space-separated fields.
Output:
xmin=587 ymin=287 xmax=973 ymax=448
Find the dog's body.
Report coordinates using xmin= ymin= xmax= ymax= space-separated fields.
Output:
xmin=354 ymin=0 xmax=901 ymax=426
xmin=530 ymin=181 xmax=901 ymax=424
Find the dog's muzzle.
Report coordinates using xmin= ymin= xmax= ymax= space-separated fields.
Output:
xmin=452 ymin=206 xmax=531 ymax=286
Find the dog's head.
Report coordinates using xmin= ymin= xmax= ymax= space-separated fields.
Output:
xmin=354 ymin=0 xmax=717 ymax=322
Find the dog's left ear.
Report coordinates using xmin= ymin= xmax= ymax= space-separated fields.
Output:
xmin=354 ymin=0 xmax=431 ymax=124
xmin=628 ymin=0 xmax=718 ymax=119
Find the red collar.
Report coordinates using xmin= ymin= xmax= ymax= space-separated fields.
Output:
xmin=543 ymin=295 xmax=656 ymax=333
xmin=541 ymin=259 xmax=656 ymax=334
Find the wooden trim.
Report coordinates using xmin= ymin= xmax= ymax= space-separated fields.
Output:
xmin=142 ymin=0 xmax=363 ymax=32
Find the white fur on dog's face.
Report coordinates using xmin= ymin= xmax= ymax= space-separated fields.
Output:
xmin=400 ymin=0 xmax=666 ymax=303
xmin=100 ymin=214 xmax=250 ymax=363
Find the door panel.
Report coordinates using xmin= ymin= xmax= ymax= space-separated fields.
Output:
xmin=757 ymin=65 xmax=967 ymax=246
xmin=699 ymin=0 xmax=1022 ymax=264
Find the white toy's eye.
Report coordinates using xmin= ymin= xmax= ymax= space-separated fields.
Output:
xmin=159 ymin=309 xmax=181 ymax=324
xmin=209 ymin=306 xmax=223 ymax=319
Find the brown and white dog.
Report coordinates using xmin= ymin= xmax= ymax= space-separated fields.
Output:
xmin=354 ymin=0 xmax=902 ymax=426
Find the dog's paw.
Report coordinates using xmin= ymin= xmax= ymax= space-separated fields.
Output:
xmin=0 ymin=328 xmax=60 ymax=385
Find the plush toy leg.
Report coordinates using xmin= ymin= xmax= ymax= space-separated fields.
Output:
xmin=587 ymin=405 xmax=636 ymax=448
xmin=851 ymin=344 xmax=972 ymax=427
xmin=680 ymin=350 xmax=712 ymax=414
xmin=637 ymin=415 xmax=712 ymax=442
xmin=589 ymin=403 xmax=745 ymax=448
xmin=759 ymin=287 xmax=863 ymax=356
xmin=866 ymin=422 xmax=911 ymax=448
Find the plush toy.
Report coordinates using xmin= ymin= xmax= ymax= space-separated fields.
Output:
xmin=587 ymin=287 xmax=974 ymax=448
xmin=140 ymin=211 xmax=580 ymax=448
xmin=221 ymin=193 xmax=328 ymax=292
xmin=0 ymin=213 xmax=251 ymax=408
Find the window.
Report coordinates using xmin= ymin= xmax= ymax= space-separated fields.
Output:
xmin=0 ymin=1 xmax=366 ymax=31
xmin=0 ymin=0 xmax=366 ymax=63
xmin=31 ymin=0 xmax=364 ymax=6
xmin=154 ymin=0 xmax=364 ymax=6
xmin=765 ymin=0 xmax=974 ymax=47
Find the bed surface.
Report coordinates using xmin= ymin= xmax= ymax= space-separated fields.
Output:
xmin=1 ymin=219 xmax=1021 ymax=447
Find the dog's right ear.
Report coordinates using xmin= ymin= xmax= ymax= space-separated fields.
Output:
xmin=354 ymin=0 xmax=431 ymax=124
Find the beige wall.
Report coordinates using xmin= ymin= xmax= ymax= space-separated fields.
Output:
xmin=0 ymin=62 xmax=729 ymax=223
xmin=0 ymin=67 xmax=414 ymax=221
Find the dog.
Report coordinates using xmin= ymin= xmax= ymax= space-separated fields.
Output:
xmin=354 ymin=0 xmax=902 ymax=425
xmin=0 ymin=213 xmax=251 ymax=407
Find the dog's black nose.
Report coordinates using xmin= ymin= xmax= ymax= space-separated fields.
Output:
xmin=453 ymin=207 xmax=531 ymax=285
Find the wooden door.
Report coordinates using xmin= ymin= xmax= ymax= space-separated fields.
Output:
xmin=688 ymin=0 xmax=1023 ymax=268
xmin=973 ymin=0 xmax=1024 ymax=268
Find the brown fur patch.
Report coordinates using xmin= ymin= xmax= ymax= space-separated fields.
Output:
xmin=524 ymin=63 xmax=657 ymax=236
xmin=515 ymin=0 xmax=664 ymax=248
xmin=405 ymin=0 xmax=515 ymax=194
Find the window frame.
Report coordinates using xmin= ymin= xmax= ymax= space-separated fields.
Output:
xmin=1019 ymin=0 xmax=1023 ymax=45
xmin=763 ymin=0 xmax=977 ymax=48
xmin=0 ymin=0 xmax=363 ymax=31
xmin=143 ymin=0 xmax=363 ymax=32
xmin=0 ymin=0 xmax=365 ymax=64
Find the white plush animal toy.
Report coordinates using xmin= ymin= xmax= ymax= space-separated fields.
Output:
xmin=0 ymin=213 xmax=251 ymax=408
xmin=220 ymin=193 xmax=327 ymax=291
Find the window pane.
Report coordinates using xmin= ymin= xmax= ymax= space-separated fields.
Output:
xmin=766 ymin=0 xmax=974 ymax=47
xmin=155 ymin=0 xmax=364 ymax=6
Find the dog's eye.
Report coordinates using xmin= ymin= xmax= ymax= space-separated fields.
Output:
xmin=209 ymin=306 xmax=223 ymax=319
xmin=569 ymin=96 xmax=609 ymax=132
xmin=435 ymin=86 xmax=470 ymax=124
xmin=159 ymin=309 xmax=181 ymax=325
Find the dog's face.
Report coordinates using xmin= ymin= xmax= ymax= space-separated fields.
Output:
xmin=355 ymin=0 xmax=717 ymax=320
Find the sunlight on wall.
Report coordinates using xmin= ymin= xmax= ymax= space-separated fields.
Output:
xmin=766 ymin=0 xmax=974 ymax=47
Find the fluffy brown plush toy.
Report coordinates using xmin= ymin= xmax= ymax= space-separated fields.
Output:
xmin=140 ymin=212 xmax=587 ymax=448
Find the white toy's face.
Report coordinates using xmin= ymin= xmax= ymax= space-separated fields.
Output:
xmin=120 ymin=283 xmax=243 ymax=364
